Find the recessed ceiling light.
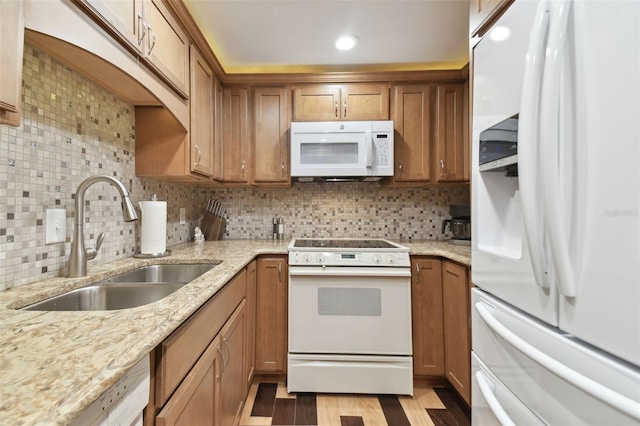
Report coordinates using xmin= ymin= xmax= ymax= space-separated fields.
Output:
xmin=335 ymin=35 xmax=359 ymax=51
xmin=489 ymin=26 xmax=510 ymax=42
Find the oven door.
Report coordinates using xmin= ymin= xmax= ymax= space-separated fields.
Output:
xmin=288 ymin=266 xmax=412 ymax=355
xmin=290 ymin=131 xmax=370 ymax=177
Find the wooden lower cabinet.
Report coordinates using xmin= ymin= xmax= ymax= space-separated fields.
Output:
xmin=255 ymin=256 xmax=288 ymax=373
xmin=218 ymin=300 xmax=247 ymax=426
xmin=411 ymin=257 xmax=444 ymax=376
xmin=156 ymin=335 xmax=221 ymax=426
xmin=146 ymin=267 xmax=249 ymax=426
xmin=442 ymin=260 xmax=471 ymax=405
xmin=244 ymin=260 xmax=257 ymax=392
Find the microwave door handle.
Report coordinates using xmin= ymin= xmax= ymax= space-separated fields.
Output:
xmin=366 ymin=139 xmax=374 ymax=169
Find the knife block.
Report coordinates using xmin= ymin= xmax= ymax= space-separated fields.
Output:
xmin=201 ymin=213 xmax=226 ymax=240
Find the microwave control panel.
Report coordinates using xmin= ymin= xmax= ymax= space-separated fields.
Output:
xmin=373 ymin=133 xmax=392 ymax=167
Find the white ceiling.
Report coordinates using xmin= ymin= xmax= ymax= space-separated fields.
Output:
xmin=182 ymin=0 xmax=470 ymax=74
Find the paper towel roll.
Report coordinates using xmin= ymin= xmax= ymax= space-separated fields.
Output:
xmin=139 ymin=200 xmax=167 ymax=254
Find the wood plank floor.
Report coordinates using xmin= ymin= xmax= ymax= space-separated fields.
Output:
xmin=239 ymin=379 xmax=470 ymax=426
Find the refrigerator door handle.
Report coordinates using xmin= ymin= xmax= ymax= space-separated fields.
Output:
xmin=518 ymin=0 xmax=552 ymax=289
xmin=475 ymin=302 xmax=640 ymax=421
xmin=539 ymin=1 xmax=577 ymax=298
xmin=475 ymin=371 xmax=516 ymax=426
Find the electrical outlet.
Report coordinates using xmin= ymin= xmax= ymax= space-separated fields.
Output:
xmin=179 ymin=207 xmax=186 ymax=224
xmin=45 ymin=208 xmax=66 ymax=244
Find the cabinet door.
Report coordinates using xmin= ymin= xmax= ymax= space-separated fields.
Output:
xmin=144 ymin=0 xmax=189 ymax=97
xmin=218 ymin=300 xmax=246 ymax=426
xmin=341 ymin=84 xmax=389 ymax=120
xmin=156 ymin=335 xmax=220 ymax=426
xmin=222 ymin=88 xmax=251 ymax=183
xmin=411 ymin=257 xmax=444 ymax=376
xmin=0 ymin=0 xmax=24 ymax=126
xmin=442 ymin=261 xmax=471 ymax=405
xmin=255 ymin=256 xmax=288 ymax=373
xmin=244 ymin=260 xmax=257 ymax=394
xmin=435 ymin=84 xmax=466 ymax=182
xmin=189 ymin=46 xmax=214 ymax=177
xmin=81 ymin=0 xmax=144 ymax=52
xmin=293 ymin=86 xmax=341 ymax=121
xmin=392 ymin=85 xmax=433 ymax=182
xmin=253 ymin=87 xmax=290 ymax=185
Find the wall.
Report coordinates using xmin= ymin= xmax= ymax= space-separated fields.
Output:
xmin=0 ymin=45 xmax=470 ymax=290
xmin=0 ymin=45 xmax=200 ymax=290
xmin=203 ymin=184 xmax=469 ymax=241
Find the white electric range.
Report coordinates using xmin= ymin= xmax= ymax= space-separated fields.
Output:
xmin=287 ymin=238 xmax=413 ymax=395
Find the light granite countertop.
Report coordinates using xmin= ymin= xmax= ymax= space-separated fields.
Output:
xmin=0 ymin=239 xmax=469 ymax=425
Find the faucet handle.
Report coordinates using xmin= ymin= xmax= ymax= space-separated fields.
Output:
xmin=87 ymin=232 xmax=106 ymax=260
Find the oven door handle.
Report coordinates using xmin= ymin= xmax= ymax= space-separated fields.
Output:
xmin=289 ymin=266 xmax=411 ymax=278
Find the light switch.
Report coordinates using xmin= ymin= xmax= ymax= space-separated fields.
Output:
xmin=179 ymin=207 xmax=186 ymax=224
xmin=45 ymin=208 xmax=66 ymax=244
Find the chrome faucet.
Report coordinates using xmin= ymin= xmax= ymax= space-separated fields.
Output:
xmin=68 ymin=175 xmax=138 ymax=277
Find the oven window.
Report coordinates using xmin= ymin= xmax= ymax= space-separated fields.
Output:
xmin=318 ymin=287 xmax=381 ymax=316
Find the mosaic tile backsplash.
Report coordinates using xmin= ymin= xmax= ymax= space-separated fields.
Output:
xmin=0 ymin=45 xmax=469 ymax=290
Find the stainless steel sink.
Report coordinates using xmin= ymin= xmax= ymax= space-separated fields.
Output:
xmin=22 ymin=262 xmax=220 ymax=311
xmin=101 ymin=263 xmax=220 ymax=284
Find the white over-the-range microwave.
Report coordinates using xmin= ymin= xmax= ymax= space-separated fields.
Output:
xmin=290 ymin=121 xmax=394 ymax=181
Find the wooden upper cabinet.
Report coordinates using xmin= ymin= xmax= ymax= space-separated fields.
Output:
xmin=391 ymin=84 xmax=433 ymax=183
xmin=411 ymin=257 xmax=444 ymax=376
xmin=222 ymin=87 xmax=251 ymax=183
xmin=435 ymin=84 xmax=466 ymax=182
xmin=0 ymin=0 xmax=24 ymax=126
xmin=293 ymin=84 xmax=389 ymax=121
xmin=78 ymin=0 xmax=189 ymax=97
xmin=189 ymin=46 xmax=214 ymax=177
xmin=143 ymin=0 xmax=189 ymax=97
xmin=469 ymin=0 xmax=513 ymax=37
xmin=81 ymin=0 xmax=144 ymax=52
xmin=442 ymin=261 xmax=471 ymax=405
xmin=253 ymin=87 xmax=290 ymax=186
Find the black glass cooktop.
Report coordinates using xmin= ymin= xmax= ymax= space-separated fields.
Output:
xmin=293 ymin=239 xmax=397 ymax=249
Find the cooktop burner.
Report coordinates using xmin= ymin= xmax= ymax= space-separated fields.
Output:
xmin=293 ymin=239 xmax=398 ymax=249
xmin=288 ymin=238 xmax=410 ymax=266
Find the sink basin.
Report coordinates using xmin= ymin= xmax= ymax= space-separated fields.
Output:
xmin=22 ymin=262 xmax=220 ymax=311
xmin=102 ymin=263 xmax=220 ymax=284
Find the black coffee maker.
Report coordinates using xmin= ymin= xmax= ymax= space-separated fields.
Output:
xmin=442 ymin=204 xmax=471 ymax=245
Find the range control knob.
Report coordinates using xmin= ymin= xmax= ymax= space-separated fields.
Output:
xmin=386 ymin=254 xmax=396 ymax=264
xmin=373 ymin=254 xmax=382 ymax=264
xmin=317 ymin=253 xmax=325 ymax=263
xmin=303 ymin=254 xmax=311 ymax=263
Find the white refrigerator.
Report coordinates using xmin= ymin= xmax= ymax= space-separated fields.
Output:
xmin=471 ymin=0 xmax=640 ymax=424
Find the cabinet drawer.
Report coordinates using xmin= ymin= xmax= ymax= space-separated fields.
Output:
xmin=155 ymin=269 xmax=247 ymax=407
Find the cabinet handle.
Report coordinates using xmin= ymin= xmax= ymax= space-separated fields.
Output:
xmin=241 ymin=160 xmax=246 ymax=178
xmin=344 ymin=101 xmax=347 ymax=118
xmin=217 ymin=345 xmax=227 ymax=371
xmin=415 ymin=263 xmax=420 ymax=285
xmin=334 ymin=101 xmax=338 ymax=118
xmin=440 ymin=159 xmax=446 ymax=176
xmin=278 ymin=262 xmax=282 ymax=282
xmin=281 ymin=162 xmax=285 ymax=177
xmin=137 ymin=14 xmax=146 ymax=46
xmin=223 ymin=339 xmax=231 ymax=368
xmin=194 ymin=144 xmax=201 ymax=167
xmin=147 ymin=25 xmax=156 ymax=55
